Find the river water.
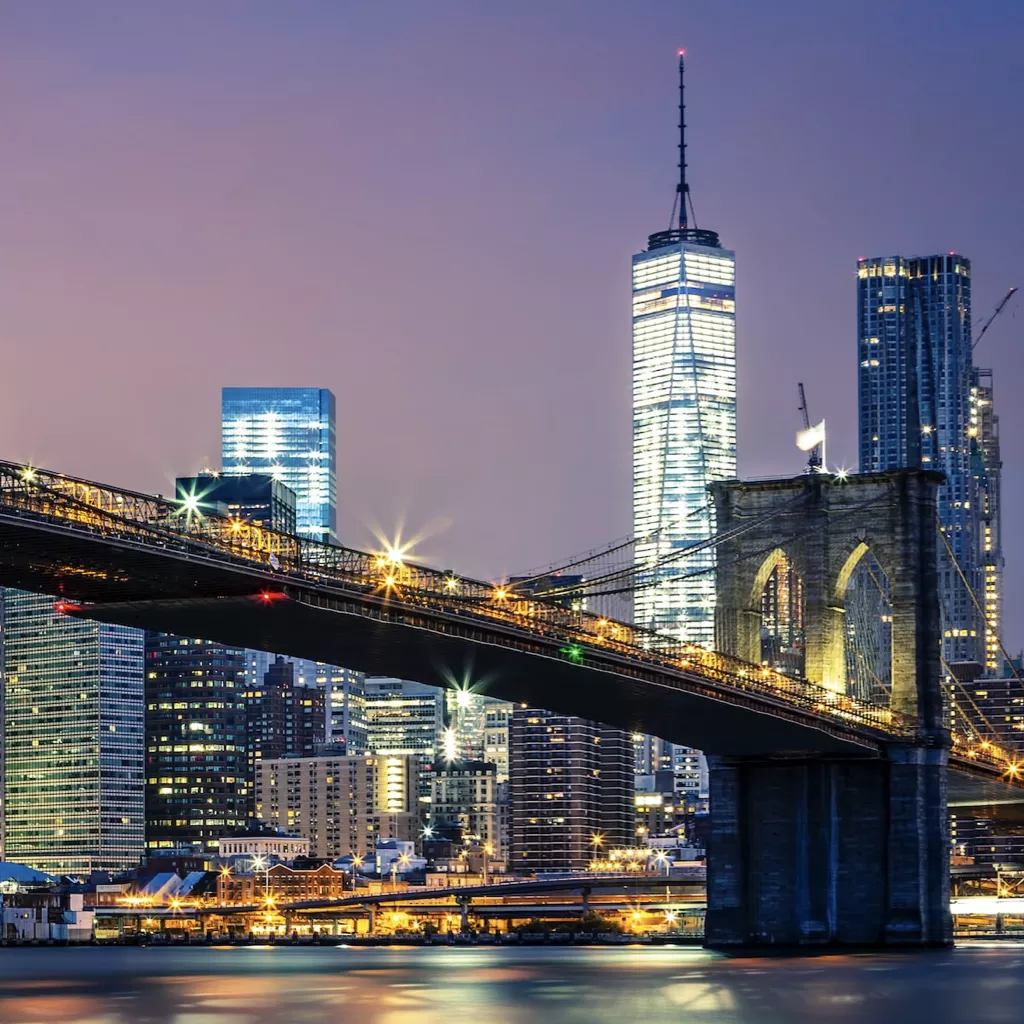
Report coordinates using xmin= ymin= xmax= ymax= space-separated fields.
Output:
xmin=0 ymin=943 xmax=1019 ymax=1023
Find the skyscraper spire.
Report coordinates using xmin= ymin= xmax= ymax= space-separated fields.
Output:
xmin=678 ymin=50 xmax=689 ymax=231
xmin=648 ymin=51 xmax=719 ymax=251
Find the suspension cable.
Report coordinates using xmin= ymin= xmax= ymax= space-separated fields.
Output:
xmin=511 ymin=503 xmax=710 ymax=585
xmin=535 ymin=490 xmax=810 ymax=599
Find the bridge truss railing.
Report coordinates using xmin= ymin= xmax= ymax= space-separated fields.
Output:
xmin=0 ymin=461 xmax=918 ymax=741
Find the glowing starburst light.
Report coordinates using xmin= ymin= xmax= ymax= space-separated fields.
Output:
xmin=443 ymin=727 xmax=458 ymax=762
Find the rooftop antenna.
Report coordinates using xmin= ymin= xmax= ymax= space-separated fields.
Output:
xmin=678 ymin=50 xmax=690 ymax=231
xmin=650 ymin=51 xmax=719 ymax=251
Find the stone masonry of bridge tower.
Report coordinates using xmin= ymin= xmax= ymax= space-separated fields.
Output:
xmin=706 ymin=469 xmax=951 ymax=948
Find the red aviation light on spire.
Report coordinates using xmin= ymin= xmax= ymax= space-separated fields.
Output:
xmin=54 ymin=601 xmax=82 ymax=614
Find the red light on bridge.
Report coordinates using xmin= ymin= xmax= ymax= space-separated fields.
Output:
xmin=54 ymin=601 xmax=82 ymax=614
xmin=257 ymin=591 xmax=287 ymax=604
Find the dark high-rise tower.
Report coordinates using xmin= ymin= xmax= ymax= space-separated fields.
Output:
xmin=144 ymin=635 xmax=249 ymax=852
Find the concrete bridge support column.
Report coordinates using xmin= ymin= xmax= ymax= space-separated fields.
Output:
xmin=705 ymin=746 xmax=951 ymax=949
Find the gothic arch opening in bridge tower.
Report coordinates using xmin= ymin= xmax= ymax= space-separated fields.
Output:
xmin=834 ymin=542 xmax=893 ymax=707
xmin=755 ymin=548 xmax=805 ymax=680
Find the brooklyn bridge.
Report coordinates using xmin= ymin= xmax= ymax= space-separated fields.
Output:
xmin=1 ymin=459 xmax=1021 ymax=948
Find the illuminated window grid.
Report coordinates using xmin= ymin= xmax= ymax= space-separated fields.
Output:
xmin=632 ymin=240 xmax=736 ymax=645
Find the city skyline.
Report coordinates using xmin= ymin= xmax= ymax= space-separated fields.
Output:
xmin=3 ymin=4 xmax=1022 ymax=649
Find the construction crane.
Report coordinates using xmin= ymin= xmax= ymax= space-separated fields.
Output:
xmin=797 ymin=382 xmax=822 ymax=471
xmin=973 ymin=286 xmax=1018 ymax=350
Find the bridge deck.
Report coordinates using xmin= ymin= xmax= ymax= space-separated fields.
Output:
xmin=0 ymin=460 xmax=1021 ymax=784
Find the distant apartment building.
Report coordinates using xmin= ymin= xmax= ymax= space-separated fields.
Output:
xmin=243 ymin=652 xmax=367 ymax=757
xmin=364 ymin=677 xmax=444 ymax=807
xmin=3 ymin=591 xmax=145 ymax=875
xmin=632 ymin=735 xmax=707 ymax=804
xmin=483 ymin=701 xmax=513 ymax=784
xmin=243 ymin=656 xmax=325 ymax=777
xmin=510 ymin=708 xmax=633 ymax=872
xmin=432 ymin=760 xmax=506 ymax=858
xmin=256 ymin=753 xmax=419 ymax=860
xmin=144 ymin=635 xmax=249 ymax=852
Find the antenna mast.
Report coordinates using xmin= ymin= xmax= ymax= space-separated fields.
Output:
xmin=647 ymin=51 xmax=720 ymax=251
xmin=678 ymin=50 xmax=689 ymax=230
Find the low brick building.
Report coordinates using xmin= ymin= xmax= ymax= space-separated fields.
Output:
xmin=217 ymin=862 xmax=347 ymax=905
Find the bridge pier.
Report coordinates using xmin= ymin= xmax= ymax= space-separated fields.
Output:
xmin=705 ymin=745 xmax=951 ymax=949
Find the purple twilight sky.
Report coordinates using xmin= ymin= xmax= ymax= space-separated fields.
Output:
xmin=2 ymin=2 xmax=1023 ymax=645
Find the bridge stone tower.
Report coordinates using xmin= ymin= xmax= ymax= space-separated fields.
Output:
xmin=705 ymin=470 xmax=951 ymax=948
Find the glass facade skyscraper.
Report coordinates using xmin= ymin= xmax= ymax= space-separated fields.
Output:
xmin=857 ymin=254 xmax=987 ymax=665
xmin=632 ymin=237 xmax=737 ymax=642
xmin=3 ymin=591 xmax=144 ymax=875
xmin=221 ymin=387 xmax=337 ymax=542
xmin=628 ymin=55 xmax=730 ymax=799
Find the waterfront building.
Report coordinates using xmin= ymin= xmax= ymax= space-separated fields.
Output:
xmin=364 ymin=678 xmax=444 ymax=806
xmin=432 ymin=760 xmax=505 ymax=858
xmin=2 ymin=591 xmax=144 ymax=875
xmin=857 ymin=253 xmax=987 ymax=666
xmin=221 ymin=387 xmax=337 ymax=543
xmin=256 ymin=752 xmax=419 ymax=860
xmin=174 ymin=473 xmax=296 ymax=535
xmin=243 ymin=656 xmax=325 ymax=778
xmin=632 ymin=54 xmax=736 ymax=644
xmin=144 ymin=635 xmax=249 ymax=852
xmin=217 ymin=861 xmax=347 ymax=904
xmin=509 ymin=707 xmax=633 ymax=872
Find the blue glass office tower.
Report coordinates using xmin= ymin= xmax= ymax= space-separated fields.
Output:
xmin=3 ymin=591 xmax=144 ymax=875
xmin=857 ymin=254 xmax=983 ymax=664
xmin=221 ymin=387 xmax=337 ymax=542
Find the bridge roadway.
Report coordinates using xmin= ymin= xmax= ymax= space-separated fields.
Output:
xmin=0 ymin=459 xmax=1020 ymax=796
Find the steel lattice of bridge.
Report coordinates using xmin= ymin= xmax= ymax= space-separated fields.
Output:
xmin=0 ymin=459 xmax=1016 ymax=772
xmin=1 ymin=458 xmax=1022 ymax=947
